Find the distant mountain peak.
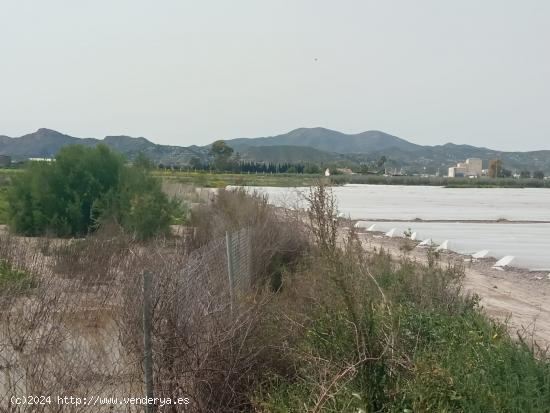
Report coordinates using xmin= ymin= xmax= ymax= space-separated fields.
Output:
xmin=224 ymin=127 xmax=421 ymax=153
xmin=0 ymin=127 xmax=549 ymax=173
xmin=33 ymin=128 xmax=67 ymax=137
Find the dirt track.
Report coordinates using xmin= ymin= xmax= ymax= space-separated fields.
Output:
xmin=359 ymin=230 xmax=550 ymax=351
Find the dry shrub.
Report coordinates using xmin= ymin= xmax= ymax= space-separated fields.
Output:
xmin=50 ymin=222 xmax=132 ymax=286
xmin=189 ymin=188 xmax=308 ymax=288
xmin=305 ymin=182 xmax=338 ymax=255
xmin=116 ymin=232 xmax=293 ymax=411
xmin=0 ymin=185 xmax=309 ymax=412
xmin=0 ymin=233 xmax=134 ymax=412
xmin=0 ymin=185 xmax=332 ymax=412
xmin=109 ymin=188 xmax=311 ymax=411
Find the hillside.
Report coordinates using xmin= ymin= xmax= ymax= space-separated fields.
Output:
xmin=227 ymin=128 xmax=550 ymax=173
xmin=240 ymin=145 xmax=346 ymax=164
xmin=1 ymin=127 xmax=549 ymax=173
xmin=0 ymin=128 xmax=97 ymax=158
xmin=225 ymin=127 xmax=421 ymax=154
xmin=0 ymin=129 xmax=209 ymax=165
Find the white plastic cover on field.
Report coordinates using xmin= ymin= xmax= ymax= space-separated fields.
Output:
xmin=240 ymin=185 xmax=550 ymax=271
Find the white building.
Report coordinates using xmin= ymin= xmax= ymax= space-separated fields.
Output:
xmin=448 ymin=158 xmax=483 ymax=178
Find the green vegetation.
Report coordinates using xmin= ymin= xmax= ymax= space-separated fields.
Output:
xmin=0 ymin=187 xmax=9 ymax=225
xmin=210 ymin=140 xmax=235 ymax=171
xmin=157 ymin=171 xmax=325 ymax=188
xmin=257 ymin=254 xmax=550 ymax=411
xmin=330 ymin=174 xmax=550 ymax=188
xmin=157 ymin=170 xmax=550 ymax=188
xmin=249 ymin=186 xmax=550 ymax=412
xmin=7 ymin=146 xmax=180 ymax=239
xmin=0 ymin=259 xmax=34 ymax=292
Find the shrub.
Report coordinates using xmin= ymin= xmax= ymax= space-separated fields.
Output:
xmin=99 ymin=162 xmax=181 ymax=240
xmin=8 ymin=145 xmax=123 ymax=236
xmin=7 ymin=146 xmax=180 ymax=239
xmin=189 ymin=188 xmax=307 ymax=287
xmin=0 ymin=259 xmax=35 ymax=293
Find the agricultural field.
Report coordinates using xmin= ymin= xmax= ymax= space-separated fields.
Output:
xmin=155 ymin=170 xmax=550 ymax=189
xmin=155 ymin=170 xmax=323 ymax=187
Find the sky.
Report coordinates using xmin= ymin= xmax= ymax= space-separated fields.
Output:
xmin=1 ymin=0 xmax=549 ymax=151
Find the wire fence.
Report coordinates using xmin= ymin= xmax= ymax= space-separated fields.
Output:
xmin=0 ymin=227 xmax=253 ymax=412
xmin=226 ymin=228 xmax=251 ymax=303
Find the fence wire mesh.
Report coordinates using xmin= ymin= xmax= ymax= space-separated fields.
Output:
xmin=0 ymin=227 xmax=252 ymax=412
xmin=226 ymin=228 xmax=251 ymax=298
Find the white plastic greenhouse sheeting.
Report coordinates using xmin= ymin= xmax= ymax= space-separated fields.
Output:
xmin=242 ymin=185 xmax=550 ymax=221
xmin=234 ymin=185 xmax=550 ymax=270
xmin=361 ymin=221 xmax=550 ymax=271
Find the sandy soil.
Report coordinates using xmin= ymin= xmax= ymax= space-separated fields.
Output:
xmin=357 ymin=229 xmax=550 ymax=351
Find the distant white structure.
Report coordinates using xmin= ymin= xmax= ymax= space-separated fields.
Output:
xmin=436 ymin=240 xmax=450 ymax=251
xmin=385 ymin=228 xmax=397 ymax=237
xmin=324 ymin=168 xmax=330 ymax=177
xmin=417 ymin=238 xmax=433 ymax=247
xmin=493 ymin=255 xmax=515 ymax=269
xmin=448 ymin=158 xmax=483 ymax=178
xmin=472 ymin=250 xmax=490 ymax=259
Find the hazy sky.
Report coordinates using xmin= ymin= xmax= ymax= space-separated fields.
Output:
xmin=1 ymin=0 xmax=549 ymax=151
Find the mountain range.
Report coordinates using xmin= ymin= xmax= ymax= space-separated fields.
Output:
xmin=1 ymin=127 xmax=549 ymax=174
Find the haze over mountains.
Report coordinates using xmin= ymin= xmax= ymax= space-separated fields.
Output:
xmin=1 ymin=127 xmax=549 ymax=174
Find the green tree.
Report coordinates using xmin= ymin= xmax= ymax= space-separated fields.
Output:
xmin=8 ymin=145 xmax=124 ymax=236
xmin=101 ymin=164 xmax=180 ymax=240
xmin=377 ymin=156 xmax=387 ymax=170
xmin=8 ymin=145 xmax=179 ymax=239
xmin=304 ymin=164 xmax=321 ymax=174
xmin=210 ymin=140 xmax=234 ymax=171
xmin=189 ymin=157 xmax=202 ymax=170
xmin=133 ymin=152 xmax=154 ymax=170
xmin=500 ymin=168 xmax=512 ymax=178
xmin=533 ymin=171 xmax=545 ymax=180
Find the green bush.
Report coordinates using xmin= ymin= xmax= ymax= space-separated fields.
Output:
xmin=101 ymin=163 xmax=181 ymax=240
xmin=255 ymin=249 xmax=550 ymax=412
xmin=8 ymin=145 xmax=123 ymax=236
xmin=7 ymin=145 xmax=180 ymax=239
xmin=0 ymin=259 xmax=35 ymax=292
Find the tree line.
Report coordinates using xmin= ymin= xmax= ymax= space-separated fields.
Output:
xmin=162 ymin=159 xmax=323 ymax=174
xmin=488 ymin=159 xmax=545 ymax=179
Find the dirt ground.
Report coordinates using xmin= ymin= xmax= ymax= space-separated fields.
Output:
xmin=357 ymin=229 xmax=550 ymax=351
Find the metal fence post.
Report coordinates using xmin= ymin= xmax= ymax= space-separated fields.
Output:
xmin=226 ymin=231 xmax=235 ymax=313
xmin=142 ymin=271 xmax=155 ymax=412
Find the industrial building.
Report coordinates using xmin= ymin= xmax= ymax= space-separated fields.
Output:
xmin=448 ymin=158 xmax=483 ymax=178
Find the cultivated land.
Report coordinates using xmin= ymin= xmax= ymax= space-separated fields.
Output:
xmin=157 ymin=170 xmax=550 ymax=188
